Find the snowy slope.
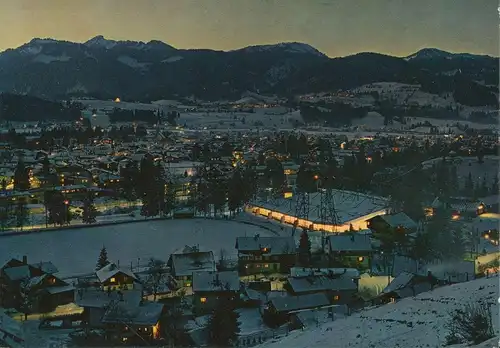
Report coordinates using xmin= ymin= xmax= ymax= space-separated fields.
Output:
xmin=261 ymin=276 xmax=499 ymax=348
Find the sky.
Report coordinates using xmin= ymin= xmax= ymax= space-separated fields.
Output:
xmin=0 ymin=0 xmax=497 ymax=57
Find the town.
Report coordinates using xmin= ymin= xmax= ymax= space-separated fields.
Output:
xmin=0 ymin=90 xmax=498 ymax=347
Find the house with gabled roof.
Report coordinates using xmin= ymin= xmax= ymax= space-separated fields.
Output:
xmin=325 ymin=233 xmax=373 ymax=270
xmin=263 ymin=293 xmax=332 ymax=327
xmin=101 ymin=300 xmax=165 ymax=344
xmin=367 ymin=212 xmax=418 ymax=235
xmin=192 ymin=271 xmax=240 ymax=315
xmin=235 ymin=235 xmax=296 ymax=276
xmin=0 ymin=256 xmax=73 ymax=313
xmin=95 ymin=263 xmax=139 ymax=291
xmin=167 ymin=248 xmax=216 ymax=290
xmin=285 ymin=273 xmax=358 ymax=305
xmin=376 ymin=271 xmax=436 ymax=304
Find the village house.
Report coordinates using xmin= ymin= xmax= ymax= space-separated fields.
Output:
xmin=376 ymin=271 xmax=437 ymax=304
xmin=263 ymin=293 xmax=331 ymax=327
xmin=0 ymin=256 xmax=73 ymax=313
xmin=167 ymin=247 xmax=216 ymax=290
xmin=285 ymin=273 xmax=358 ymax=305
xmin=430 ymin=196 xmax=486 ymax=219
xmin=192 ymin=271 xmax=240 ymax=315
xmin=235 ymin=235 xmax=296 ymax=276
xmin=95 ymin=263 xmax=140 ymax=291
xmin=325 ymin=233 xmax=374 ymax=270
xmin=101 ymin=300 xmax=165 ymax=344
xmin=75 ymin=289 xmax=142 ymax=328
xmin=367 ymin=212 xmax=418 ymax=235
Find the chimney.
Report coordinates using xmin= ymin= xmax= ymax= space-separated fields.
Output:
xmin=22 ymin=256 xmax=27 ymax=265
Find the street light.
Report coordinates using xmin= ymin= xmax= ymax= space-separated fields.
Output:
xmin=64 ymin=200 xmax=69 ymax=225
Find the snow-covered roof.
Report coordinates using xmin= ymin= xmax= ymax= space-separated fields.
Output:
xmin=252 ymin=189 xmax=389 ymax=225
xmin=236 ymin=236 xmax=296 ymax=255
xmin=102 ymin=301 xmax=164 ymax=326
xmin=288 ymin=275 xmax=357 ymax=294
xmin=169 ymin=251 xmax=216 ymax=277
xmin=290 ymin=267 xmax=360 ymax=279
xmin=3 ymin=265 xmax=30 ymax=281
xmin=192 ymin=271 xmax=240 ymax=292
xmin=75 ymin=289 xmax=142 ymax=309
xmin=379 ymin=212 xmax=418 ymax=230
xmin=30 ymin=261 xmax=59 ymax=274
xmin=269 ymin=293 xmax=330 ymax=313
xmin=0 ymin=309 xmax=24 ymax=343
xmin=381 ymin=272 xmax=415 ymax=294
xmin=327 ymin=233 xmax=373 ymax=252
xmin=95 ymin=263 xmax=138 ymax=283
xmin=26 ymin=274 xmax=48 ymax=288
xmin=44 ymin=285 xmax=75 ymax=295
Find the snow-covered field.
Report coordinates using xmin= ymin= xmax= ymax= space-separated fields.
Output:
xmin=0 ymin=219 xmax=278 ymax=278
xmin=260 ymin=276 xmax=500 ymax=348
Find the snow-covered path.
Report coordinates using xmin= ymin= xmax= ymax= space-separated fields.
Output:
xmin=0 ymin=218 xmax=278 ymax=277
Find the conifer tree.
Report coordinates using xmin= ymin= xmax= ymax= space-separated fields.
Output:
xmin=228 ymin=170 xmax=244 ymax=216
xmin=15 ymin=198 xmax=29 ymax=230
xmin=464 ymin=172 xmax=474 ymax=197
xmin=82 ymin=194 xmax=97 ymax=224
xmin=298 ymin=229 xmax=312 ymax=267
xmin=96 ymin=246 xmax=110 ymax=271
xmin=208 ymin=294 xmax=240 ymax=347
xmin=13 ymin=159 xmax=30 ymax=191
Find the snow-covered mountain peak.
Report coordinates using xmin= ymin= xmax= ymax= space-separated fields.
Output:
xmin=236 ymin=42 xmax=327 ymax=57
xmin=405 ymin=48 xmax=493 ymax=61
xmin=84 ymin=35 xmax=118 ymax=50
xmin=406 ymin=48 xmax=454 ymax=60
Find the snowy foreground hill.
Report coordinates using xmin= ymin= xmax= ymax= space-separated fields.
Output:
xmin=260 ymin=276 xmax=499 ymax=348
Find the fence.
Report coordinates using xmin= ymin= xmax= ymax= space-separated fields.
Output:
xmin=236 ymin=326 xmax=290 ymax=347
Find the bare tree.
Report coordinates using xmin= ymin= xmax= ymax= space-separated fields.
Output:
xmin=145 ymin=258 xmax=167 ymax=301
xmin=19 ymin=278 xmax=33 ymax=320
xmin=445 ymin=302 xmax=495 ymax=345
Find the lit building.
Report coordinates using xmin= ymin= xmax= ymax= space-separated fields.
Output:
xmin=246 ymin=189 xmax=389 ymax=233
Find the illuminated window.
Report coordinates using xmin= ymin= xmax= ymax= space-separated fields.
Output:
xmin=264 ymin=264 xmax=269 ymax=268
xmin=200 ymin=297 xmax=207 ymax=303
xmin=110 ymin=277 xmax=116 ymax=283
xmin=333 ymin=295 xmax=339 ymax=301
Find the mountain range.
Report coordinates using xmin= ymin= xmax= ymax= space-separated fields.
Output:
xmin=0 ymin=36 xmax=497 ymax=105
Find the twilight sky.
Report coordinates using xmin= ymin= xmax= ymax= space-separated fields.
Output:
xmin=0 ymin=0 xmax=497 ymax=57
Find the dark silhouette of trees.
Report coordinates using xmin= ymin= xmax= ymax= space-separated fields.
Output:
xmin=298 ymin=229 xmax=312 ymax=267
xmin=120 ymin=160 xmax=140 ymax=202
xmin=13 ymin=159 xmax=30 ymax=191
xmin=96 ymin=246 xmax=110 ymax=271
xmin=208 ymin=294 xmax=240 ymax=347
xmin=82 ymin=194 xmax=97 ymax=224
xmin=228 ymin=170 xmax=244 ymax=216
xmin=15 ymin=198 xmax=29 ymax=230
xmin=44 ymin=191 xmax=71 ymax=226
